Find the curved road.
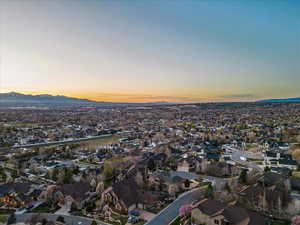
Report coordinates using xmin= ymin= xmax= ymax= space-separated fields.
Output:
xmin=145 ymin=187 xmax=206 ymax=225
xmin=224 ymin=146 xmax=264 ymax=172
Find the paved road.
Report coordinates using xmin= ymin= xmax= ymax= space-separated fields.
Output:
xmin=144 ymin=187 xmax=206 ymax=225
xmin=169 ymin=171 xmax=199 ymax=180
xmin=224 ymin=145 xmax=264 ymax=172
xmin=170 ymin=170 xmax=237 ymax=192
xmin=15 ymin=213 xmax=111 ymax=225
xmin=7 ymin=134 xmax=114 ymax=150
xmin=198 ymin=174 xmax=238 ymax=192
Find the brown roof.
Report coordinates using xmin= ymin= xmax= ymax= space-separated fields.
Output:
xmin=59 ymin=182 xmax=90 ymax=202
xmin=196 ymin=199 xmax=266 ymax=225
xmin=247 ymin=210 xmax=266 ymax=225
xmin=112 ymin=178 xmax=140 ymax=208
xmin=197 ymin=199 xmax=227 ymax=216
xmin=0 ymin=182 xmax=32 ymax=196
xmin=222 ymin=205 xmax=249 ymax=225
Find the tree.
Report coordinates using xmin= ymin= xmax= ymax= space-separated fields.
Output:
xmin=51 ymin=168 xmax=59 ymax=181
xmin=239 ymin=169 xmax=248 ymax=184
xmin=57 ymin=168 xmax=74 ymax=184
xmin=63 ymin=168 xmax=74 ymax=184
xmin=168 ymin=184 xmax=178 ymax=196
xmin=96 ymin=182 xmax=104 ymax=193
xmin=205 ymin=183 xmax=214 ymax=199
xmin=11 ymin=170 xmax=18 ymax=179
xmin=42 ymin=218 xmax=48 ymax=225
xmin=90 ymin=178 xmax=97 ymax=189
xmin=264 ymin=166 xmax=271 ymax=172
xmin=184 ymin=179 xmax=190 ymax=188
xmin=28 ymin=214 xmax=41 ymax=225
xmin=7 ymin=214 xmax=16 ymax=225
xmin=293 ymin=149 xmax=300 ymax=163
xmin=57 ymin=216 xmax=65 ymax=224
xmin=102 ymin=161 xmax=115 ymax=181
xmin=73 ymin=166 xmax=80 ymax=175
xmin=224 ymin=182 xmax=231 ymax=193
xmin=292 ymin=216 xmax=300 ymax=225
xmin=91 ymin=221 xmax=98 ymax=225
xmin=71 ymin=202 xmax=78 ymax=212
xmin=179 ymin=204 xmax=192 ymax=217
xmin=86 ymin=202 xmax=96 ymax=212
xmin=147 ymin=158 xmax=155 ymax=171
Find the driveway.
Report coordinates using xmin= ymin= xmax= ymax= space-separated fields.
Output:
xmin=55 ymin=205 xmax=70 ymax=216
xmin=139 ymin=211 xmax=155 ymax=221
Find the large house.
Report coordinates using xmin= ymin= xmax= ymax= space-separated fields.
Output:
xmin=191 ymin=199 xmax=266 ymax=225
xmin=101 ymin=178 xmax=142 ymax=213
xmin=0 ymin=182 xmax=42 ymax=207
xmin=57 ymin=182 xmax=91 ymax=208
xmin=238 ymin=172 xmax=295 ymax=217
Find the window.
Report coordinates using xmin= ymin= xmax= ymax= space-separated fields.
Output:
xmin=214 ymin=219 xmax=219 ymax=224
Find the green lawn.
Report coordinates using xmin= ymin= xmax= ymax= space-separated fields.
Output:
xmin=111 ymin=212 xmax=129 ymax=225
xmin=79 ymin=135 xmax=120 ymax=147
xmin=0 ymin=209 xmax=15 ymax=215
xmin=30 ymin=203 xmax=60 ymax=213
xmin=170 ymin=217 xmax=182 ymax=225
xmin=247 ymin=158 xmax=264 ymax=162
xmin=0 ymin=215 xmax=8 ymax=223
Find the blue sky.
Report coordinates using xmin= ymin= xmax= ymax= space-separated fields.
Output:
xmin=1 ymin=0 xmax=299 ymax=102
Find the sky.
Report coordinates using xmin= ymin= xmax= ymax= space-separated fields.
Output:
xmin=0 ymin=0 xmax=299 ymax=103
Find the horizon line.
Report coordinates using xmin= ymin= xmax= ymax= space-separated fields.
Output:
xmin=2 ymin=91 xmax=298 ymax=104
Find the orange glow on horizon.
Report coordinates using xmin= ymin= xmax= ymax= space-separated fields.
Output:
xmin=1 ymin=88 xmax=257 ymax=103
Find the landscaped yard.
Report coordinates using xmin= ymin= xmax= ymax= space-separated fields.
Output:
xmin=30 ymin=203 xmax=60 ymax=213
xmin=247 ymin=158 xmax=264 ymax=162
xmin=170 ymin=216 xmax=182 ymax=225
xmin=0 ymin=215 xmax=8 ymax=223
xmin=111 ymin=212 xmax=129 ymax=225
xmin=0 ymin=209 xmax=14 ymax=224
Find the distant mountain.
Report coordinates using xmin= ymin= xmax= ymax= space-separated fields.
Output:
xmin=257 ymin=97 xmax=300 ymax=103
xmin=0 ymin=92 xmax=96 ymax=104
xmin=0 ymin=92 xmax=173 ymax=106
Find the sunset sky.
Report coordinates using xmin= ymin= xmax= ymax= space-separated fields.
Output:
xmin=1 ymin=0 xmax=299 ymax=103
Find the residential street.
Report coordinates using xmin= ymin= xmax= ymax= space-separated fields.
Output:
xmin=198 ymin=174 xmax=237 ymax=192
xmin=224 ymin=145 xmax=264 ymax=172
xmin=15 ymin=213 xmax=111 ymax=225
xmin=144 ymin=187 xmax=206 ymax=225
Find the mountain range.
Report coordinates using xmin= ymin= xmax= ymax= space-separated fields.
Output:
xmin=257 ymin=97 xmax=300 ymax=103
xmin=0 ymin=92 xmax=95 ymax=104
xmin=1 ymin=92 xmax=299 ymax=105
xmin=0 ymin=92 xmax=171 ymax=106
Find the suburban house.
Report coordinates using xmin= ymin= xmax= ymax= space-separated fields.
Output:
xmin=238 ymin=175 xmax=291 ymax=217
xmin=149 ymin=171 xmax=186 ymax=194
xmin=0 ymin=182 xmax=42 ymax=207
xmin=56 ymin=182 xmax=91 ymax=209
xmin=101 ymin=178 xmax=142 ymax=213
xmin=191 ymin=199 xmax=266 ymax=225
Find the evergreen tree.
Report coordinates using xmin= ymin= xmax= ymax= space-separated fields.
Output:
xmin=205 ymin=183 xmax=214 ymax=199
xmin=184 ymin=179 xmax=190 ymax=188
xmin=91 ymin=221 xmax=97 ymax=225
xmin=147 ymin=158 xmax=155 ymax=171
xmin=239 ymin=169 xmax=248 ymax=184
xmin=57 ymin=216 xmax=65 ymax=224
xmin=7 ymin=214 xmax=16 ymax=225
